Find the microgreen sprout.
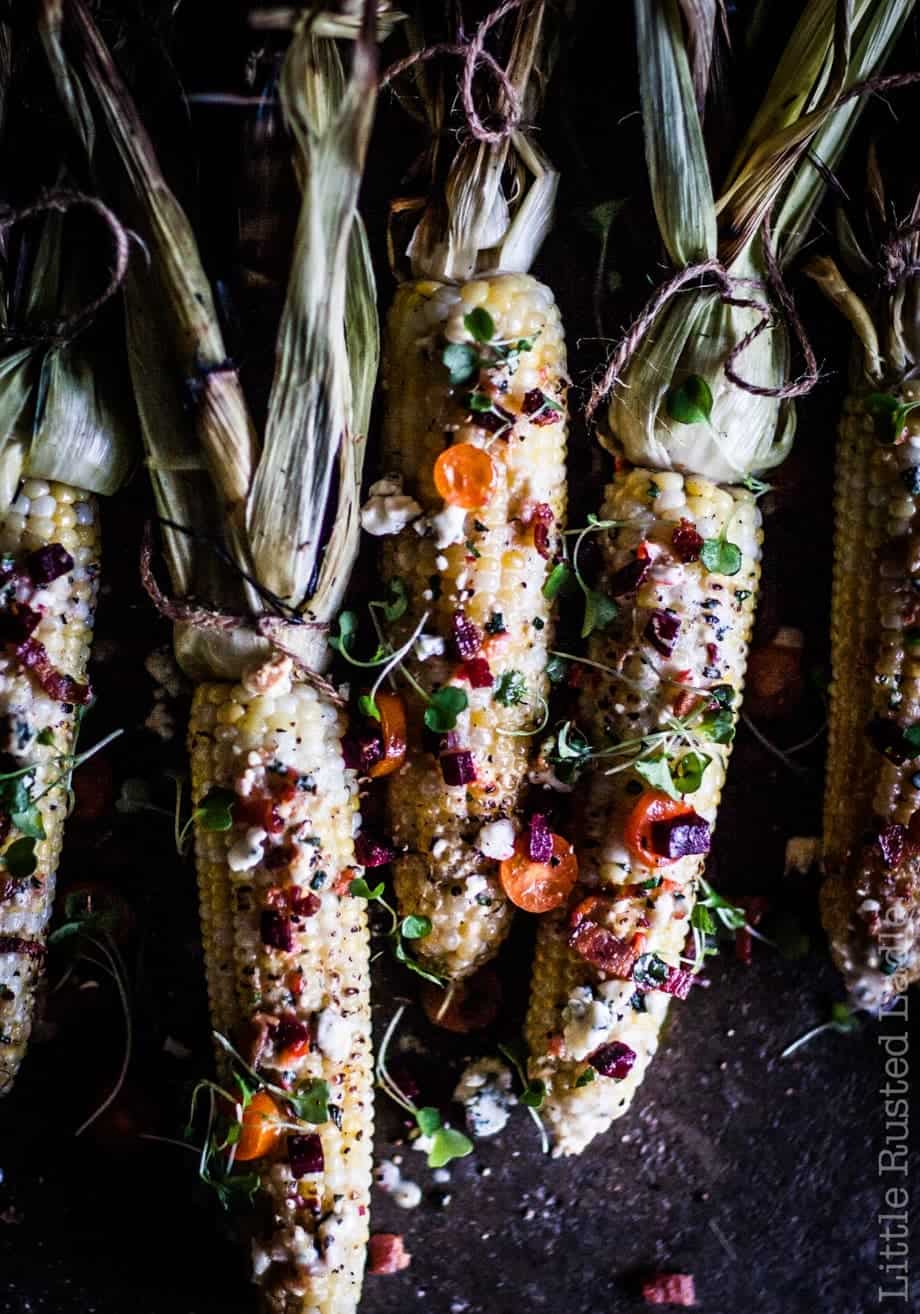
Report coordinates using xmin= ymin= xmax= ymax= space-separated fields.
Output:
xmin=176 ymin=784 xmax=236 ymax=855
xmin=780 ymin=1003 xmax=860 ymax=1059
xmin=376 ymin=1007 xmax=473 ymax=1168
xmin=498 ymin=1040 xmax=549 ymax=1154
xmin=349 ymin=878 xmax=446 ymax=986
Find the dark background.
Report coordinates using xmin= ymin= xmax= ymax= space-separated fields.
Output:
xmin=1 ymin=2 xmax=919 ymax=1311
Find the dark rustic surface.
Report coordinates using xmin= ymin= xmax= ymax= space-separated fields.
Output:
xmin=1 ymin=4 xmax=919 ymax=1313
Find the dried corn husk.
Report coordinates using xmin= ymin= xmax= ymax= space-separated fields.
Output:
xmin=607 ymin=0 xmax=913 ymax=484
xmin=40 ymin=0 xmax=381 ymax=681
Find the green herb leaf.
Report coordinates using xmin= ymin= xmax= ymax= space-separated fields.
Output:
xmin=382 ymin=577 xmax=408 ymax=622
xmin=546 ymin=654 xmax=569 ymax=685
xmin=634 ymin=755 xmax=677 ymax=798
xmin=581 ymin=589 xmax=617 ymax=638
xmin=633 ymin=952 xmax=670 ymax=990
xmin=401 ymin=914 xmax=432 ymax=941
xmin=358 ymin=694 xmax=380 ymax=721
xmin=36 ymin=728 xmax=55 ymax=747
xmin=666 ymin=374 xmax=713 ymax=426
xmin=197 ymin=787 xmax=236 ymax=832
xmin=11 ymin=804 xmax=45 ymax=840
xmin=575 ymin=1068 xmax=596 ymax=1087
xmin=423 ymin=686 xmax=468 ymax=733
xmin=698 ymin=708 xmax=735 ymax=744
xmin=427 ymin=1126 xmax=473 ymax=1169
xmin=555 ymin=721 xmax=591 ymax=762
xmin=520 ymin=1079 xmax=546 ymax=1109
xmin=349 ymin=876 xmax=385 ymax=900
xmin=830 ymin=1003 xmax=858 ymax=1033
xmin=4 ymin=837 xmax=36 ymax=880
xmin=464 ymin=307 xmax=495 ymax=343
xmin=442 ymin=342 xmax=479 ymax=385
xmin=494 ymin=670 xmax=528 ymax=707
xmin=330 ymin=610 xmax=358 ymax=657
xmin=672 ymin=752 xmax=710 ymax=795
xmin=288 ymin=1079 xmax=330 ymax=1125
xmin=468 ymin=391 xmax=494 ymax=413
xmin=700 ymin=537 xmax=742 ymax=577
xmin=416 ymin=1106 xmax=442 ymax=1136
xmin=690 ymin=904 xmax=717 ymax=936
xmin=485 ymin=612 xmax=506 ymax=635
xmin=538 ymin=392 xmax=562 ymax=414
xmin=542 ymin=562 xmax=574 ymax=601
xmin=709 ymin=685 xmax=735 ymax=710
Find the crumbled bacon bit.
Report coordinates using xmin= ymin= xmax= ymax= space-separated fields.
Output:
xmin=27 ymin=543 xmax=74 ymax=584
xmin=368 ymin=1233 xmax=411 ymax=1275
xmin=440 ymin=748 xmax=477 ymax=786
xmin=568 ymin=921 xmax=637 ymax=978
xmin=877 ymin=822 xmax=907 ymax=868
xmin=610 ymin=556 xmax=651 ymax=596
xmin=451 ymin=610 xmax=483 ymax=660
xmin=235 ymin=795 xmax=285 ymax=835
xmin=642 ymin=1273 xmax=696 ymax=1306
xmin=644 ymin=610 xmax=680 ymax=657
xmin=273 ymin=1013 xmax=311 ymax=1057
xmin=264 ymin=844 xmax=296 ymax=872
xmin=292 ymin=890 xmax=321 ymax=919
xmin=288 ymin=1132 xmax=324 ymax=1178
xmin=526 ymin=813 xmax=553 ymax=863
xmin=461 ymin=657 xmax=493 ymax=688
xmin=588 ymin=1040 xmax=636 ymax=1079
xmin=260 ymin=910 xmax=294 ymax=952
xmin=671 ymin=520 xmax=703 ymax=563
xmin=15 ymin=637 xmax=92 ymax=705
xmin=355 ymin=833 xmax=395 ymax=868
xmin=474 ymin=403 xmax=515 ymax=433
xmin=527 ymin=502 xmax=555 ymax=558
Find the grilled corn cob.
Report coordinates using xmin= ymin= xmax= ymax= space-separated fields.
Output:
xmin=812 ymin=262 xmax=920 ymax=1004
xmin=190 ymin=661 xmax=371 ymax=1309
xmin=380 ymin=273 xmax=567 ymax=977
xmin=526 ymin=470 xmax=759 ymax=1154
xmin=0 ymin=482 xmax=98 ymax=1094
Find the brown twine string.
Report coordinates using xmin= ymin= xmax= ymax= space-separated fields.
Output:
xmin=140 ymin=524 xmax=343 ymax=706
xmin=381 ymin=0 xmax=523 ymax=144
xmin=0 ymin=191 xmax=130 ymax=346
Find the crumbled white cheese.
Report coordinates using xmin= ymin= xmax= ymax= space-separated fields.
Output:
xmin=315 ymin=1007 xmax=353 ymax=1062
xmin=243 ymin=653 xmax=293 ymax=697
xmin=435 ymin=554 xmax=449 ymax=572
xmin=415 ymin=634 xmax=446 ymax=662
xmin=453 ymin=1058 xmax=516 ymax=1138
xmin=476 ymin=819 xmax=516 ymax=860
xmin=431 ymin=503 xmax=468 ymax=549
xmin=562 ymin=986 xmax=614 ymax=1061
xmin=228 ymin=827 xmax=267 ymax=872
xmin=368 ymin=475 xmax=403 ymax=498
xmin=360 ymin=488 xmax=422 ymax=537
xmin=393 ymin=1180 xmax=423 ymax=1210
xmin=431 ymin=838 xmax=449 ymax=860
xmin=784 ymin=836 xmax=822 ymax=876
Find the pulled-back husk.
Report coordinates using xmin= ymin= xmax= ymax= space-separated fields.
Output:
xmin=40 ymin=0 xmax=381 ymax=681
xmin=607 ymin=0 xmax=913 ymax=483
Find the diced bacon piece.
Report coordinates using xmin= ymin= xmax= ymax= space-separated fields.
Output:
xmin=568 ymin=920 xmax=638 ymax=978
xmin=642 ymin=1273 xmax=696 ymax=1306
xmin=368 ymin=1233 xmax=411 ymax=1275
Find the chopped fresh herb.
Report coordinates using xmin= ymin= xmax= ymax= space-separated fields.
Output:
xmin=666 ymin=373 xmax=713 ymax=426
xmin=469 ymin=391 xmax=494 ymax=413
xmin=464 ymin=307 xmax=495 ymax=343
xmin=709 ymin=685 xmax=735 ymax=709
xmin=465 ymin=540 xmax=482 ymax=559
xmin=485 ymin=612 xmax=506 ymax=635
xmin=36 ymin=728 xmax=55 ymax=747
xmin=698 ymin=708 xmax=735 ymax=744
xmin=647 ymin=482 xmax=659 ymax=500
xmin=520 ymin=1078 xmax=546 ymax=1109
xmin=473 ymin=519 xmax=488 ymax=532
xmin=424 ymin=686 xmax=468 ymax=734
xmin=633 ymin=953 xmax=670 ymax=990
xmin=575 ymin=1067 xmax=596 ymax=1087
xmin=640 ymin=877 xmax=663 ymax=891
xmin=442 ymin=342 xmax=479 ymax=385
xmin=700 ymin=536 xmax=742 ymax=577
xmin=494 ymin=670 xmax=528 ymax=707
xmin=532 ymin=617 xmax=544 ymax=630
xmin=542 ymin=561 xmax=575 ymax=601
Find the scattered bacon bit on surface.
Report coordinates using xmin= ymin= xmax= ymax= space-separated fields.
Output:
xmin=260 ymin=910 xmax=294 ymax=952
xmin=642 ymin=1273 xmax=696 ymax=1306
xmin=568 ymin=920 xmax=637 ymax=978
xmin=671 ymin=519 xmax=703 ymax=563
xmin=0 ymin=935 xmax=45 ymax=959
xmin=15 ymin=638 xmax=92 ymax=705
xmin=368 ymin=1234 xmax=411 ymax=1275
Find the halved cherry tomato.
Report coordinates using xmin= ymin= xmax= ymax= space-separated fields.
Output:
xmin=623 ymin=789 xmax=696 ymax=868
xmin=499 ymin=833 xmax=578 ymax=913
xmin=368 ymin=692 xmax=407 ymax=779
xmin=420 ymin=965 xmax=501 ymax=1033
xmin=433 ymin=444 xmax=495 ymax=509
xmin=235 ymin=1089 xmax=283 ymax=1161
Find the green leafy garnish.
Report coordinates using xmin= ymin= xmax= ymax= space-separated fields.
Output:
xmin=348 ymin=877 xmax=385 ymax=900
xmin=781 ymin=1002 xmax=860 ymax=1058
xmin=666 ymin=374 xmax=713 ymax=426
xmin=401 ymin=914 xmax=432 ymax=941
xmin=700 ymin=535 xmax=742 ymax=577
xmin=494 ymin=670 xmax=528 ymax=707
xmin=546 ymin=654 xmax=569 ymax=684
xmin=442 ymin=342 xmax=479 ymax=385
xmin=698 ymin=707 xmax=735 ymax=744
xmin=542 ymin=561 xmax=575 ymax=601
xmin=634 ymin=754 xmax=677 ymax=799
xmin=672 ymin=751 xmax=709 ymax=795
xmin=330 ymin=609 xmax=358 ymax=656
xmin=36 ymin=728 xmax=55 ymax=747
xmin=288 ymin=1078 xmax=331 ymax=1125
xmin=349 ymin=879 xmax=443 ymax=985
xmin=575 ymin=1067 xmax=596 ymax=1088
xmin=376 ymin=1009 xmax=473 ymax=1166
xmin=865 ymin=392 xmax=920 ymax=445
xmin=358 ymin=693 xmax=380 ymax=721
xmin=380 ymin=577 xmax=408 ymax=622
xmin=424 ymin=686 xmax=468 ymax=734
xmin=497 ymin=1041 xmax=549 ymax=1153
xmin=742 ymin=474 xmax=772 ymax=498
xmin=581 ymin=588 xmax=617 ymax=638
xmin=176 ymin=785 xmax=236 ymax=854
xmin=633 ymin=952 xmax=670 ymax=990
xmin=464 ymin=307 xmax=495 ymax=343
xmin=520 ymin=1077 xmax=546 ymax=1109
xmin=469 ymin=390 xmax=494 ymax=412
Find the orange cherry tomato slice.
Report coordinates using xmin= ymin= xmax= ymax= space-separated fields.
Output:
xmin=367 ymin=691 xmax=407 ymax=779
xmin=499 ymin=833 xmax=578 ymax=913
xmin=433 ymin=443 xmax=495 ymax=510
xmin=235 ymin=1089 xmax=283 ymax=1161
xmin=623 ymin=789 xmax=695 ymax=868
xmin=420 ymin=965 xmax=501 ymax=1033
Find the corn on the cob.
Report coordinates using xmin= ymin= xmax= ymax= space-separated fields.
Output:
xmin=380 ymin=272 xmax=567 ymax=977
xmin=0 ymin=481 xmax=99 ymax=1094
xmin=821 ymin=387 xmax=920 ymax=1006
xmin=189 ymin=659 xmax=371 ymax=1311
xmin=526 ymin=469 xmax=760 ymax=1154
